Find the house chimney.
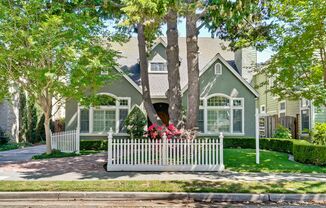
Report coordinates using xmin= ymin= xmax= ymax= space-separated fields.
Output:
xmin=235 ymin=47 xmax=257 ymax=84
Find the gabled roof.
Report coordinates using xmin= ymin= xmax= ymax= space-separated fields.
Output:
xmin=181 ymin=54 xmax=259 ymax=97
xmin=110 ymin=37 xmax=255 ymax=97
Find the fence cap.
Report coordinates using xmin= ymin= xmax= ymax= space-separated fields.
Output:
xmin=219 ymin=132 xmax=224 ymax=138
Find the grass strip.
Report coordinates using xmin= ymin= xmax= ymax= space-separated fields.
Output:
xmin=0 ymin=181 xmax=325 ymax=194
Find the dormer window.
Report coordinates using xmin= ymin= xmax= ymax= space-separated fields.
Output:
xmin=214 ymin=63 xmax=222 ymax=75
xmin=149 ymin=62 xmax=167 ymax=73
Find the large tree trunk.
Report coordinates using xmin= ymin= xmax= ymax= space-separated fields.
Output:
xmin=44 ymin=111 xmax=52 ymax=154
xmin=137 ymin=23 xmax=161 ymax=125
xmin=38 ymin=90 xmax=53 ymax=154
xmin=166 ymin=9 xmax=182 ymax=128
xmin=185 ymin=8 xmax=200 ymax=130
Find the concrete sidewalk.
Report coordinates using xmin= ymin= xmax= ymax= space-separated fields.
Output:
xmin=0 ymin=192 xmax=325 ymax=204
xmin=0 ymin=153 xmax=325 ymax=181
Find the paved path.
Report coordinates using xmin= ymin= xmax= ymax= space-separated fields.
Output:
xmin=0 ymin=145 xmax=46 ymax=164
xmin=0 ymin=153 xmax=325 ymax=181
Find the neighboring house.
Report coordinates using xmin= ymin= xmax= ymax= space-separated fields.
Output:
xmin=65 ymin=37 xmax=259 ymax=139
xmin=0 ymin=91 xmax=20 ymax=142
xmin=254 ymin=67 xmax=326 ymax=138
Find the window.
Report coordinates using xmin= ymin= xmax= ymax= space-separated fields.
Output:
xmin=197 ymin=109 xmax=204 ymax=132
xmin=279 ymin=101 xmax=286 ymax=117
xmin=79 ymin=95 xmax=130 ymax=134
xmin=260 ymin=105 xmax=266 ymax=114
xmin=205 ymin=95 xmax=244 ymax=134
xmin=301 ymin=109 xmax=310 ymax=132
xmin=214 ymin=63 xmax=222 ymax=75
xmin=150 ymin=62 xmax=167 ymax=72
xmin=93 ymin=110 xmax=115 ymax=132
xmin=301 ymin=98 xmax=310 ymax=108
xmin=207 ymin=96 xmax=230 ymax=107
xmin=80 ymin=109 xmax=89 ymax=133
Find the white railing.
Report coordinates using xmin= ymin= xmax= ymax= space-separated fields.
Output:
xmin=51 ymin=129 xmax=80 ymax=153
xmin=107 ymin=129 xmax=224 ymax=172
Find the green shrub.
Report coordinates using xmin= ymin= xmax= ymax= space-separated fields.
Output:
xmin=223 ymin=137 xmax=256 ymax=149
xmin=0 ymin=128 xmax=9 ymax=145
xmin=80 ymin=140 xmax=108 ymax=150
xmin=311 ymin=123 xmax=326 ymax=145
xmin=293 ymin=143 xmax=326 ymax=166
xmin=260 ymin=138 xmax=294 ymax=153
xmin=273 ymin=125 xmax=292 ymax=139
xmin=125 ymin=105 xmax=147 ymax=138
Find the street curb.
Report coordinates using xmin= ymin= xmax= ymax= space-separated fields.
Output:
xmin=0 ymin=192 xmax=325 ymax=203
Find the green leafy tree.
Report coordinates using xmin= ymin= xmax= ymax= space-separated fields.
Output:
xmin=0 ymin=0 xmax=119 ymax=153
xmin=184 ymin=0 xmax=272 ymax=129
xmin=262 ymin=0 xmax=326 ymax=106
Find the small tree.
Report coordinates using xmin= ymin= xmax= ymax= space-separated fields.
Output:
xmin=0 ymin=1 xmax=119 ymax=153
xmin=125 ymin=105 xmax=147 ymax=138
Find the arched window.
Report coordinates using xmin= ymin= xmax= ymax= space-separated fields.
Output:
xmin=202 ymin=94 xmax=244 ymax=134
xmin=79 ymin=93 xmax=130 ymax=134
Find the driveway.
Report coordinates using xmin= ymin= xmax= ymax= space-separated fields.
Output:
xmin=0 ymin=145 xmax=46 ymax=164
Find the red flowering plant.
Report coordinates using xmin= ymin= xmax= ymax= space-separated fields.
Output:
xmin=145 ymin=123 xmax=196 ymax=140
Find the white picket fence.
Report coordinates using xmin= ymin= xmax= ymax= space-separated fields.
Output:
xmin=107 ymin=130 xmax=224 ymax=172
xmin=51 ymin=130 xmax=80 ymax=153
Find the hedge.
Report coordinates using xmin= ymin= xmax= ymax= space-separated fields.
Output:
xmin=293 ymin=143 xmax=326 ymax=166
xmin=80 ymin=140 xmax=107 ymax=151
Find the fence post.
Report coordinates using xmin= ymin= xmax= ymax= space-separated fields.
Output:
xmin=76 ymin=129 xmax=80 ymax=154
xmin=255 ymin=108 xmax=260 ymax=164
xmin=162 ymin=133 xmax=167 ymax=166
xmin=219 ymin=132 xmax=225 ymax=171
xmin=107 ymin=128 xmax=113 ymax=171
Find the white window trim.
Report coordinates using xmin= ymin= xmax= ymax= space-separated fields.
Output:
xmin=214 ymin=63 xmax=222 ymax=75
xmin=279 ymin=101 xmax=286 ymax=117
xmin=77 ymin=94 xmax=131 ymax=135
xmin=202 ymin=93 xmax=244 ymax=135
xmin=148 ymin=61 xmax=168 ymax=73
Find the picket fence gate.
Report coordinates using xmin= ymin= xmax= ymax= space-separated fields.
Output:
xmin=51 ymin=129 xmax=80 ymax=153
xmin=107 ymin=129 xmax=224 ymax=172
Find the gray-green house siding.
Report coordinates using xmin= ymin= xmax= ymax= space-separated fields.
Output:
xmin=65 ymin=75 xmax=143 ymax=136
xmin=182 ymin=59 xmax=257 ymax=137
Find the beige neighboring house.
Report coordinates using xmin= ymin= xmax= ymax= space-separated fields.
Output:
xmin=0 ymin=89 xmax=20 ymax=142
xmin=254 ymin=65 xmax=326 ymax=138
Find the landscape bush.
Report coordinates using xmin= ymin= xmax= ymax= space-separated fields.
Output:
xmin=311 ymin=122 xmax=326 ymax=146
xmin=0 ymin=130 xmax=9 ymax=145
xmin=273 ymin=125 xmax=292 ymax=139
xmin=124 ymin=105 xmax=147 ymax=138
xmin=80 ymin=140 xmax=107 ymax=150
xmin=293 ymin=143 xmax=326 ymax=166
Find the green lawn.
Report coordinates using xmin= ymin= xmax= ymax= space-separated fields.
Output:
xmin=0 ymin=143 xmax=31 ymax=152
xmin=225 ymin=149 xmax=326 ymax=173
xmin=0 ymin=180 xmax=325 ymax=193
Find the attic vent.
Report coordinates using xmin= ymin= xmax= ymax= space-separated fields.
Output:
xmin=214 ymin=63 xmax=222 ymax=75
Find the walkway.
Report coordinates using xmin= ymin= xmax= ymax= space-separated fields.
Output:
xmin=0 ymin=153 xmax=325 ymax=181
xmin=0 ymin=145 xmax=46 ymax=164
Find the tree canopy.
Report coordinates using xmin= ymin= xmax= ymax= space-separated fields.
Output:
xmin=0 ymin=0 xmax=119 ymax=152
xmin=262 ymin=0 xmax=326 ymax=106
